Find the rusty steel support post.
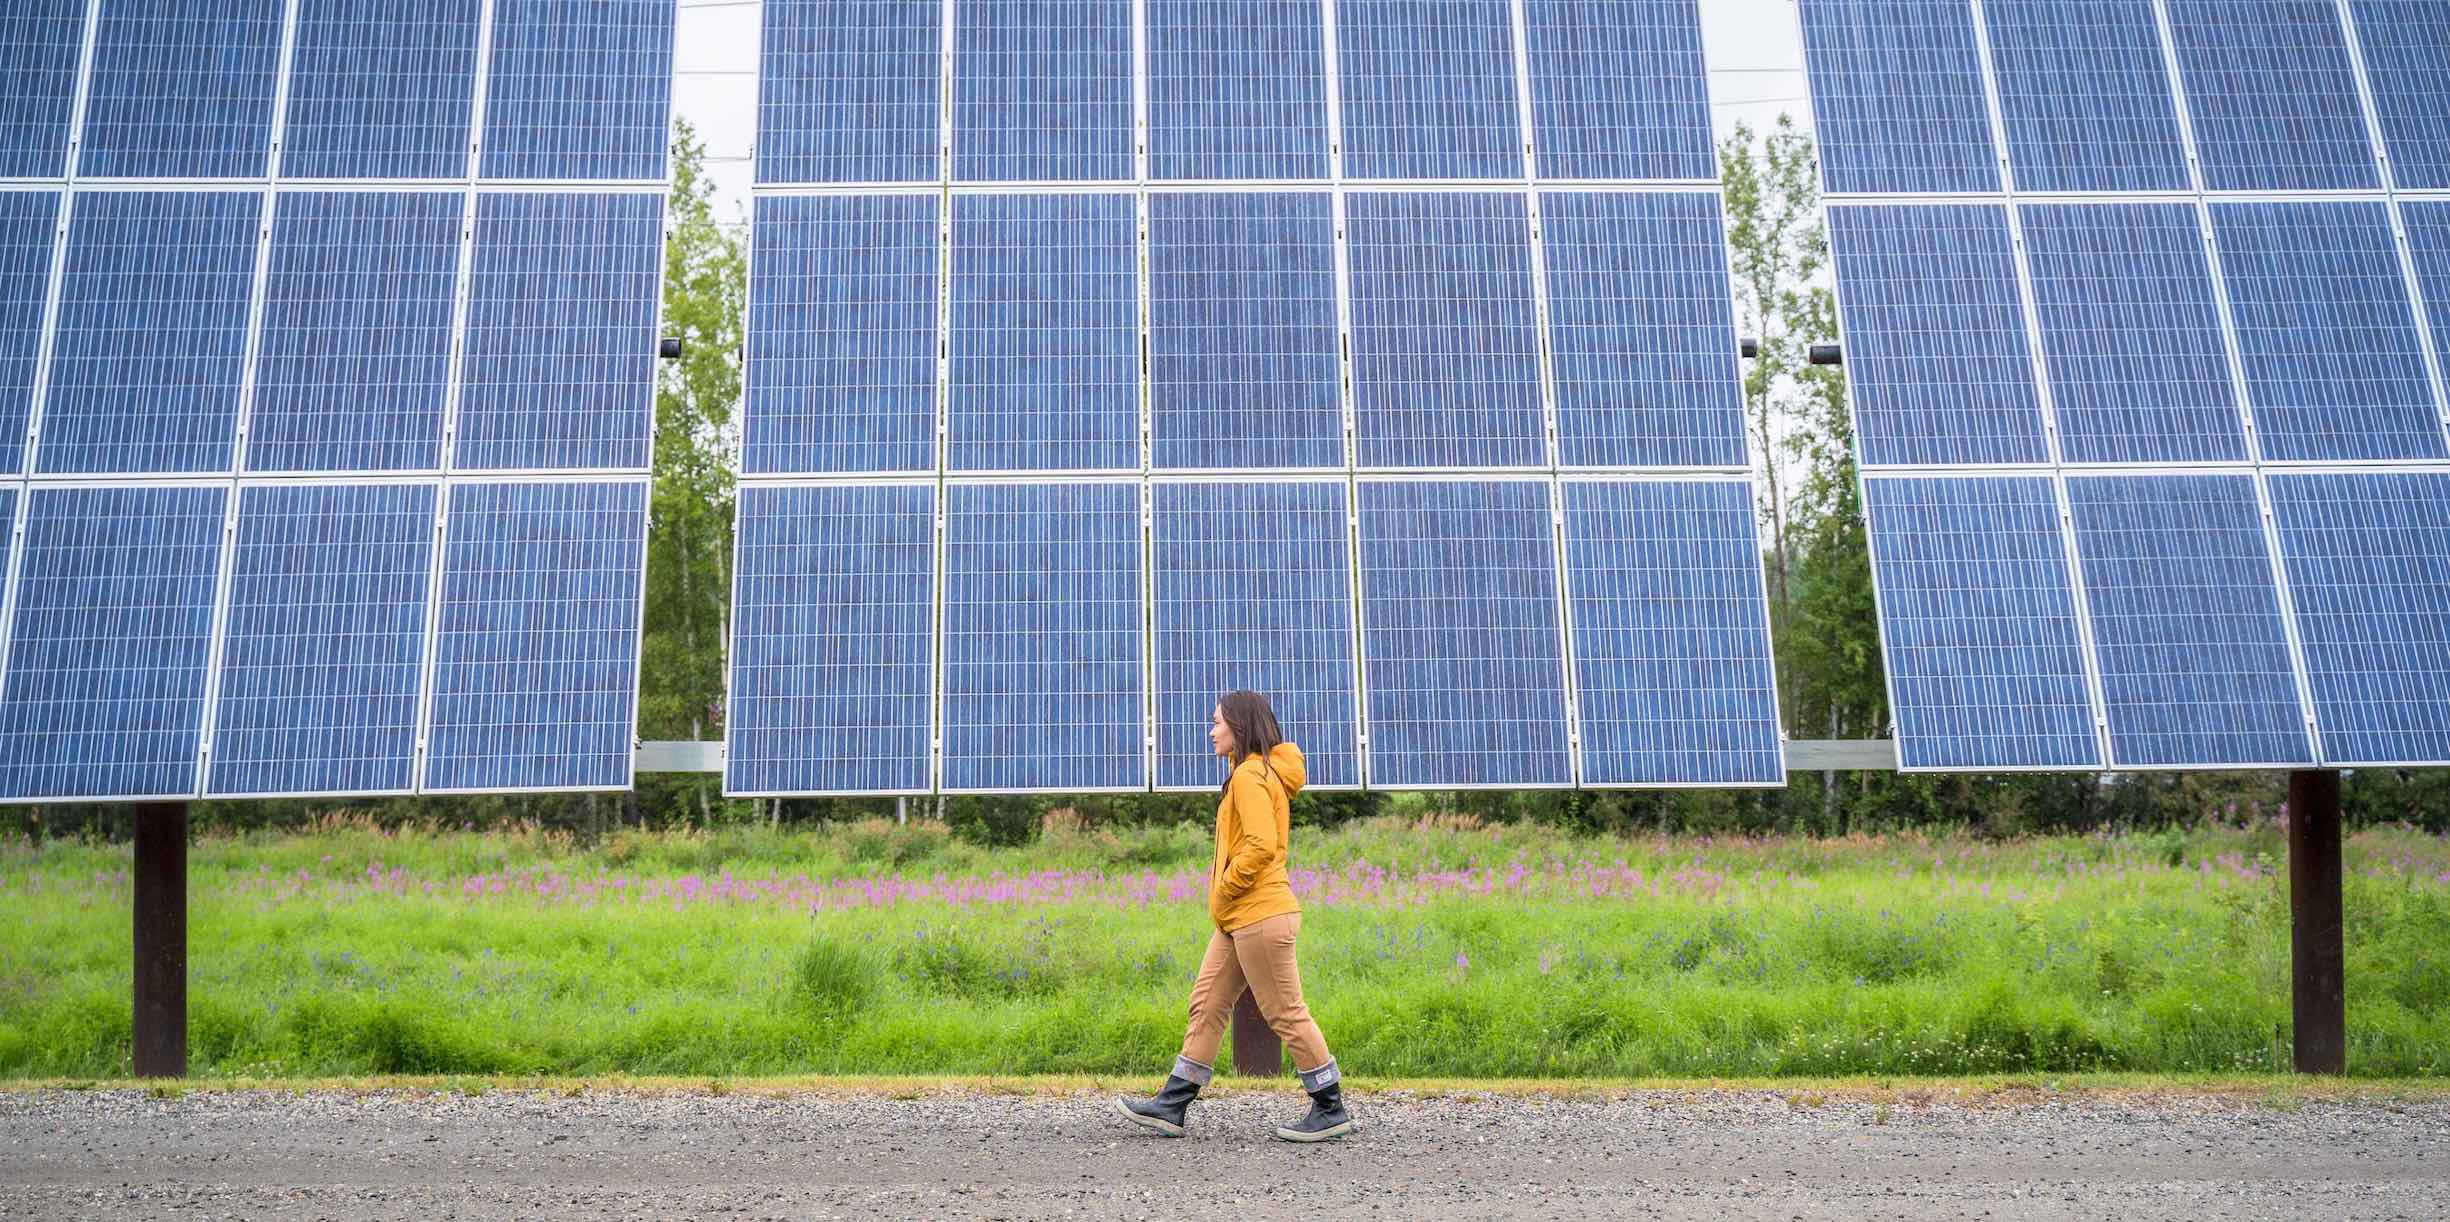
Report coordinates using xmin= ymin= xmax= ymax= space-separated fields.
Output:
xmin=1230 ymin=989 xmax=1284 ymax=1076
xmin=2287 ymin=770 xmax=2345 ymax=1075
xmin=132 ymin=802 xmax=188 ymax=1079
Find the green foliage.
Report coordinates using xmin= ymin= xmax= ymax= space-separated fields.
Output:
xmin=789 ymin=937 xmax=879 ymax=1015
xmin=7 ymin=821 xmax=2444 ymax=1080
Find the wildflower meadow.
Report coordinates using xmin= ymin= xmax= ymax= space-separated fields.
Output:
xmin=2 ymin=811 xmax=2445 ymax=1081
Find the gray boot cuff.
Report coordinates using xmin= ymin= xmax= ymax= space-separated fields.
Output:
xmin=1297 ymin=1058 xmax=1341 ymax=1092
xmin=1171 ymin=1055 xmax=1214 ymax=1086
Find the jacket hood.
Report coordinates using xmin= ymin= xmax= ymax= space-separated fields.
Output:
xmin=1251 ymin=742 xmax=1306 ymax=795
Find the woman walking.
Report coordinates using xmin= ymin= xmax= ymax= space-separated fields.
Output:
xmin=1115 ymin=690 xmax=1354 ymax=1143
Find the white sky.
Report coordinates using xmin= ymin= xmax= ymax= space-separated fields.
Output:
xmin=667 ymin=0 xmax=1815 ymax=219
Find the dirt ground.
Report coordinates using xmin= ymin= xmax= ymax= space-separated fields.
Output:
xmin=4 ymin=1082 xmax=2446 ymax=1220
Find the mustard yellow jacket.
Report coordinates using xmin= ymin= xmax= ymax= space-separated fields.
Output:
xmin=1209 ymin=742 xmax=1307 ymax=932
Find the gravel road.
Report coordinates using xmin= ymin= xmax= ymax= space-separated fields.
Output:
xmin=4 ymin=1084 xmax=2445 ymax=1220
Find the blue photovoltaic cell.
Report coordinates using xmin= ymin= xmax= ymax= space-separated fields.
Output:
xmin=728 ymin=484 xmax=936 ymax=795
xmin=207 ymin=484 xmax=438 ymax=797
xmin=1337 ymin=0 xmax=1524 ymax=180
xmin=39 ymin=190 xmax=259 ymax=476
xmin=2165 ymin=0 xmax=2379 ymax=192
xmin=424 ymin=480 xmax=647 ymax=791
xmin=746 ymin=194 xmax=939 ymax=475
xmin=79 ymin=0 xmax=282 ymax=179
xmin=1863 ymin=476 xmax=2101 ymax=770
xmin=1541 ymin=191 xmax=1746 ymax=468
xmin=1152 ymin=481 xmax=1360 ymax=790
xmin=948 ymin=193 xmax=1138 ymax=472
xmin=952 ymin=0 xmax=1131 ymax=182
xmin=481 ymin=0 xmax=673 ymax=181
xmin=2267 ymin=472 xmax=2450 ymax=765
xmin=1357 ymin=480 xmax=1571 ymax=788
xmin=1562 ymin=480 xmax=1782 ymax=786
xmin=0 ymin=2 xmax=86 ymax=178
xmin=1796 ymin=0 xmax=1998 ymax=194
xmin=2405 ymin=202 xmax=2450 ymax=390
xmin=1979 ymin=0 xmax=2190 ymax=193
xmin=457 ymin=191 xmax=661 ymax=471
xmin=249 ymin=191 xmax=462 ymax=472
xmin=2210 ymin=201 xmax=2444 ymax=463
xmin=1148 ymin=192 xmax=1342 ymax=471
xmin=757 ymin=0 xmax=941 ymax=185
xmin=940 ymin=482 xmax=1145 ymax=791
xmin=1523 ymin=0 xmax=1715 ymax=181
xmin=2352 ymin=2 xmax=2450 ymax=190
xmin=1347 ymin=192 xmax=1544 ymax=469
xmin=0 ymin=192 xmax=59 ymax=478
xmin=281 ymin=0 xmax=482 ymax=180
xmin=0 ymin=485 xmax=224 ymax=801
xmin=2019 ymin=202 xmax=2249 ymax=465
xmin=1147 ymin=0 xmax=1331 ymax=181
xmin=2064 ymin=474 xmax=2311 ymax=769
xmin=1826 ymin=204 xmax=2050 ymax=467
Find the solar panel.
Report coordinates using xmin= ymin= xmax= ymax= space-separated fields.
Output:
xmin=479 ymin=0 xmax=673 ymax=181
xmin=1336 ymin=0 xmax=1524 ymax=181
xmin=734 ymin=1 xmax=1785 ymax=795
xmin=2018 ymin=202 xmax=2249 ymax=465
xmin=1799 ymin=0 xmax=2450 ymax=773
xmin=1862 ymin=475 xmax=2102 ymax=771
xmin=951 ymin=0 xmax=1132 ymax=183
xmin=422 ymin=480 xmax=647 ymax=792
xmin=0 ymin=2 xmax=668 ymax=803
xmin=2063 ymin=473 xmax=2312 ymax=769
xmin=1796 ymin=0 xmax=1999 ymax=195
xmin=1979 ymin=0 xmax=2189 ymax=193
xmin=455 ymin=191 xmax=662 ymax=472
xmin=947 ymin=192 xmax=1139 ymax=472
xmin=0 ymin=1 xmax=87 ymax=179
xmin=1357 ymin=479 xmax=1572 ymax=788
xmin=2163 ymin=0 xmax=2379 ymax=192
xmin=1523 ymin=0 xmax=1715 ymax=182
xmin=2396 ymin=201 xmax=2450 ymax=387
xmin=249 ymin=190 xmax=462 ymax=473
xmin=2267 ymin=472 xmax=2450 ymax=766
xmin=744 ymin=193 xmax=940 ymax=476
xmin=206 ymin=483 xmax=438 ymax=797
xmin=1147 ymin=191 xmax=1343 ymax=471
xmin=39 ymin=189 xmax=261 ymax=476
xmin=728 ymin=483 xmax=936 ymax=795
xmin=0 ymin=192 xmax=58 ymax=479
xmin=940 ymin=481 xmax=1145 ymax=792
xmin=1541 ymin=190 xmax=1746 ymax=468
xmin=1825 ymin=203 xmax=2049 ymax=468
xmin=2350 ymin=0 xmax=2450 ymax=190
xmin=78 ymin=0 xmax=284 ymax=180
xmin=1151 ymin=480 xmax=1360 ymax=789
xmin=281 ymin=0 xmax=483 ymax=180
xmin=1561 ymin=479 xmax=1782 ymax=786
xmin=2208 ymin=200 xmax=2444 ymax=463
xmin=1146 ymin=0 xmax=1332 ymax=181
xmin=1346 ymin=191 xmax=1544 ymax=469
xmin=0 ymin=484 xmax=225 ymax=801
xmin=757 ymin=0 xmax=943 ymax=186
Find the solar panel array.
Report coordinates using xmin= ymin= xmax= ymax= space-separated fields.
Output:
xmin=0 ymin=0 xmax=672 ymax=802
xmin=1800 ymin=0 xmax=2450 ymax=771
xmin=733 ymin=0 xmax=1786 ymax=795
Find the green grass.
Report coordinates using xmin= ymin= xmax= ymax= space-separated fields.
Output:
xmin=0 ymin=814 xmax=2443 ymax=1080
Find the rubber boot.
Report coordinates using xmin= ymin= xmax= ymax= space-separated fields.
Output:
xmin=1272 ymin=1058 xmax=1355 ymax=1143
xmin=1114 ymin=1055 xmax=1210 ymax=1137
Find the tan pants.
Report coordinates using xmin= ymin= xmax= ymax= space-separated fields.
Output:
xmin=1178 ymin=911 xmax=1332 ymax=1072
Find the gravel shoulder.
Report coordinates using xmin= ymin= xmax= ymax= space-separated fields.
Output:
xmin=4 ymin=1081 xmax=2446 ymax=1221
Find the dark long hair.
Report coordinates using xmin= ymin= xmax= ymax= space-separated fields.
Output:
xmin=1216 ymin=690 xmax=1284 ymax=792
